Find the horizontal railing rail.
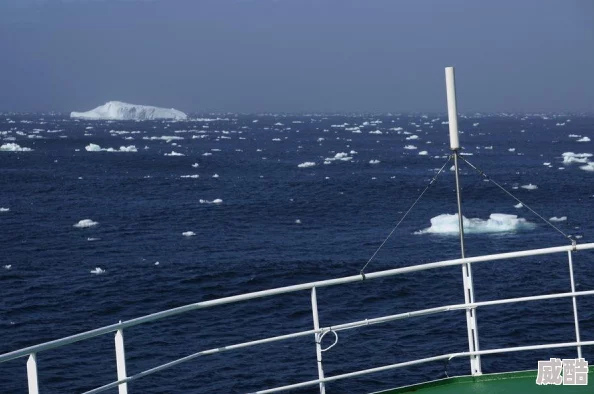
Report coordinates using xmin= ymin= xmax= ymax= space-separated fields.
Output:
xmin=2 ymin=241 xmax=593 ymax=394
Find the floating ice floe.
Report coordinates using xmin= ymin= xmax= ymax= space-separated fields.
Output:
xmin=514 ymin=203 xmax=523 ymax=208
xmin=298 ymin=162 xmax=316 ymax=168
xmin=85 ymin=143 xmax=137 ymax=153
xmin=71 ymin=101 xmax=187 ymax=120
xmin=406 ymin=135 xmax=419 ymax=140
xmin=521 ymin=184 xmax=538 ymax=190
xmin=202 ymin=152 xmax=212 ymax=156
xmin=165 ymin=151 xmax=184 ymax=156
xmin=182 ymin=231 xmax=196 ymax=237
xmin=549 ymin=216 xmax=567 ymax=222
xmin=418 ymin=151 xmax=428 ymax=156
xmin=0 ymin=207 xmax=9 ymax=212
xmin=212 ymin=174 xmax=219 ymax=178
xmin=90 ymin=267 xmax=106 ymax=274
xmin=562 ymin=152 xmax=592 ymax=164
xmin=369 ymin=130 xmax=383 ymax=135
xmin=508 ymin=148 xmax=516 ymax=152
xmin=1 ymin=143 xmax=33 ymax=152
xmin=74 ymin=219 xmax=98 ymax=228
xmin=369 ymin=159 xmax=380 ymax=164
xmin=199 ymin=199 xmax=223 ymax=204
xmin=404 ymin=145 xmax=417 ymax=150
xmin=580 ymin=163 xmax=594 ymax=172
xmin=415 ymin=213 xmax=535 ymax=235
xmin=577 ymin=137 xmax=591 ymax=142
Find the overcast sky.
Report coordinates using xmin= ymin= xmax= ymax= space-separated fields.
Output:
xmin=1 ymin=0 xmax=593 ymax=113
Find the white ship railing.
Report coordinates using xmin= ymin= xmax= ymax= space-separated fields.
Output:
xmin=1 ymin=242 xmax=593 ymax=393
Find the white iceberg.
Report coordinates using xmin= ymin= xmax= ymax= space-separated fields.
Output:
xmin=199 ymin=199 xmax=223 ymax=204
xmin=74 ymin=219 xmax=98 ymax=228
xmin=71 ymin=101 xmax=187 ymax=120
xmin=1 ymin=143 xmax=33 ymax=152
xmin=416 ymin=213 xmax=535 ymax=235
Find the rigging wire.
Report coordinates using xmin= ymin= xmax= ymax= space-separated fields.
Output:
xmin=458 ymin=155 xmax=574 ymax=242
xmin=359 ymin=155 xmax=453 ymax=276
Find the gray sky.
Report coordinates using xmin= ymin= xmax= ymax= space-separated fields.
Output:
xmin=1 ymin=0 xmax=593 ymax=113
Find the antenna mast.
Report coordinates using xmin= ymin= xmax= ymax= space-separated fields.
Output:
xmin=445 ymin=66 xmax=482 ymax=375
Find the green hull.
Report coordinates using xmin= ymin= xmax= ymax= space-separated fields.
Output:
xmin=376 ymin=367 xmax=594 ymax=393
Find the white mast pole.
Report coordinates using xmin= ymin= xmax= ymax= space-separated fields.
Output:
xmin=445 ymin=66 xmax=482 ymax=375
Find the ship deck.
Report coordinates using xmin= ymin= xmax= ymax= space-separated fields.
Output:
xmin=376 ymin=367 xmax=594 ymax=393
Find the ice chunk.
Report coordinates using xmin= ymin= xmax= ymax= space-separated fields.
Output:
xmin=0 ymin=207 xmax=9 ymax=212
xmin=418 ymin=151 xmax=428 ymax=155
xmin=90 ymin=267 xmax=105 ymax=274
xmin=580 ymin=162 xmax=594 ymax=172
xmin=1 ymin=143 xmax=33 ymax=152
xmin=298 ymin=162 xmax=316 ymax=168
xmin=416 ymin=213 xmax=535 ymax=235
xmin=577 ymin=137 xmax=591 ymax=142
xmin=199 ymin=199 xmax=223 ymax=204
xmin=85 ymin=143 xmax=137 ymax=153
xmin=562 ymin=152 xmax=592 ymax=164
xmin=71 ymin=101 xmax=187 ymax=120
xmin=521 ymin=184 xmax=538 ymax=190
xmin=165 ymin=151 xmax=184 ymax=156
xmin=369 ymin=159 xmax=380 ymax=164
xmin=182 ymin=231 xmax=196 ymax=237
xmin=514 ymin=203 xmax=523 ymax=208
xmin=74 ymin=219 xmax=98 ymax=228
xmin=404 ymin=145 xmax=417 ymax=150
xmin=549 ymin=216 xmax=567 ymax=222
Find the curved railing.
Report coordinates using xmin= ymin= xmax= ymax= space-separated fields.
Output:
xmin=2 ymin=242 xmax=593 ymax=394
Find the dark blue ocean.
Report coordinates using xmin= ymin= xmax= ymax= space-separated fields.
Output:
xmin=1 ymin=114 xmax=593 ymax=393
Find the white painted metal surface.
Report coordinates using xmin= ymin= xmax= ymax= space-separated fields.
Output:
xmin=26 ymin=353 xmax=39 ymax=394
xmin=445 ymin=66 xmax=460 ymax=151
xmin=446 ymin=65 xmax=482 ymax=376
xmin=567 ymin=251 xmax=582 ymax=359
xmin=115 ymin=328 xmax=128 ymax=394
xmin=311 ymin=287 xmax=326 ymax=394
xmin=2 ymin=242 xmax=594 ymax=393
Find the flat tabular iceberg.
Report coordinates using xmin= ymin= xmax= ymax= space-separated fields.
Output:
xmin=71 ymin=101 xmax=187 ymax=120
xmin=416 ymin=213 xmax=535 ymax=235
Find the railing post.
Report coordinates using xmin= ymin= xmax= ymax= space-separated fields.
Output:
xmin=311 ymin=287 xmax=326 ymax=394
xmin=27 ymin=353 xmax=39 ymax=394
xmin=567 ymin=251 xmax=582 ymax=358
xmin=115 ymin=328 xmax=129 ymax=394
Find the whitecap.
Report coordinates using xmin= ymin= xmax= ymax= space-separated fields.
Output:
xmin=165 ymin=151 xmax=184 ymax=156
xmin=0 ymin=207 xmax=9 ymax=212
xmin=182 ymin=231 xmax=196 ymax=237
xmin=369 ymin=159 xmax=380 ymax=164
xmin=90 ymin=267 xmax=105 ymax=275
xmin=418 ymin=151 xmax=428 ymax=156
xmin=577 ymin=137 xmax=591 ymax=142
xmin=180 ymin=175 xmax=199 ymax=178
xmin=298 ymin=161 xmax=316 ymax=168
xmin=521 ymin=184 xmax=538 ymax=190
xmin=404 ymin=145 xmax=417 ymax=150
